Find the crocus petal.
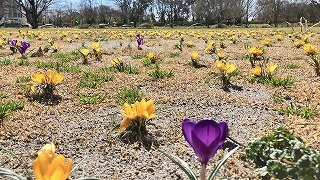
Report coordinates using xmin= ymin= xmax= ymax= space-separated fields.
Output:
xmin=190 ymin=120 xmax=221 ymax=164
xmin=146 ymin=99 xmax=155 ymax=112
xmin=267 ymin=63 xmax=277 ymax=73
xmin=215 ymin=60 xmax=225 ymax=70
xmin=252 ymin=66 xmax=262 ymax=76
xmin=120 ymin=103 xmax=132 ymax=116
xmin=50 ymin=166 xmax=64 ymax=180
xmin=38 ymin=143 xmax=56 ymax=161
xmin=218 ymin=122 xmax=228 ymax=147
xmin=33 ymin=154 xmax=49 ymax=180
xmin=65 ymin=159 xmax=73 ymax=179
xmin=47 ymin=155 xmax=65 ymax=177
xmin=226 ymin=63 xmax=237 ymax=74
xmin=32 ymin=73 xmax=46 ymax=84
xmin=51 ymin=73 xmax=64 ymax=85
xmin=182 ymin=118 xmax=196 ymax=146
xmin=120 ymin=117 xmax=132 ymax=131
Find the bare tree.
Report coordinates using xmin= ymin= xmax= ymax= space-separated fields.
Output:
xmin=0 ymin=0 xmax=5 ymax=18
xmin=114 ymin=0 xmax=152 ymax=27
xmin=79 ymin=0 xmax=98 ymax=25
xmin=114 ymin=0 xmax=131 ymax=24
xmin=155 ymin=0 xmax=168 ymax=25
xmin=16 ymin=0 xmax=57 ymax=29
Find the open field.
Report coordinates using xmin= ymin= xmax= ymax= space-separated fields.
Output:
xmin=0 ymin=27 xmax=319 ymax=179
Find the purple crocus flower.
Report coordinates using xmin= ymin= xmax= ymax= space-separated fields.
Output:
xmin=137 ymin=37 xmax=145 ymax=46
xmin=136 ymin=33 xmax=145 ymax=49
xmin=9 ymin=40 xmax=17 ymax=53
xmin=182 ymin=118 xmax=228 ymax=165
xmin=17 ymin=41 xmax=30 ymax=54
xmin=10 ymin=39 xmax=17 ymax=46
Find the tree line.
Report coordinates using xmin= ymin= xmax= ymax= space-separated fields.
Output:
xmin=2 ymin=0 xmax=320 ymax=29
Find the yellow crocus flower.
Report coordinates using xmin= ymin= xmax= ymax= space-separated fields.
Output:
xmin=66 ymin=38 xmax=72 ymax=43
xmin=0 ymin=40 xmax=3 ymax=47
xmin=303 ymin=44 xmax=319 ymax=56
xmin=31 ymin=70 xmax=64 ymax=86
xmin=252 ymin=66 xmax=262 ymax=76
xmin=216 ymin=51 xmax=225 ymax=59
xmin=51 ymin=44 xmax=58 ymax=50
xmin=293 ymin=40 xmax=305 ymax=48
xmin=120 ymin=99 xmax=156 ymax=131
xmin=80 ymin=48 xmax=90 ymax=57
xmin=47 ymin=38 xmax=53 ymax=44
xmin=190 ymin=51 xmax=199 ymax=61
xmin=267 ymin=63 xmax=277 ymax=74
xmin=146 ymin=52 xmax=155 ymax=59
xmin=275 ymin=35 xmax=282 ymax=41
xmin=225 ymin=63 xmax=237 ymax=74
xmin=248 ymin=47 xmax=263 ymax=56
xmin=215 ymin=60 xmax=225 ymax=70
xmin=91 ymin=43 xmax=100 ymax=50
xmin=187 ymin=41 xmax=193 ymax=46
xmin=33 ymin=154 xmax=72 ymax=180
xmin=112 ymin=58 xmax=121 ymax=66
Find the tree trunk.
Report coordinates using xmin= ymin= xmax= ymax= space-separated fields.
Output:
xmin=31 ymin=0 xmax=38 ymax=29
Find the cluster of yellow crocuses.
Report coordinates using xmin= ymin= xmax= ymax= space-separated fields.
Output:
xmin=215 ymin=60 xmax=237 ymax=74
xmin=303 ymin=43 xmax=319 ymax=56
xmin=120 ymin=99 xmax=156 ymax=131
xmin=248 ymin=47 xmax=263 ymax=57
xmin=252 ymin=63 xmax=277 ymax=76
xmin=33 ymin=143 xmax=72 ymax=180
xmin=31 ymin=70 xmax=64 ymax=86
xmin=27 ymin=69 xmax=64 ymax=95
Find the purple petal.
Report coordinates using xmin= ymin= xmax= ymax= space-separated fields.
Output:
xmin=182 ymin=118 xmax=196 ymax=146
xmin=10 ymin=40 xmax=17 ymax=46
xmin=22 ymin=41 xmax=30 ymax=48
xmin=218 ymin=122 xmax=228 ymax=147
xmin=137 ymin=38 xmax=145 ymax=45
xmin=190 ymin=120 xmax=221 ymax=164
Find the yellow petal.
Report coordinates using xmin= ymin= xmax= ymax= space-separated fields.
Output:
xmin=135 ymin=100 xmax=145 ymax=117
xmin=50 ymin=166 xmax=64 ymax=180
xmin=252 ymin=66 xmax=262 ymax=76
xmin=120 ymin=117 xmax=132 ymax=131
xmin=267 ymin=63 xmax=277 ymax=73
xmin=146 ymin=52 xmax=154 ymax=59
xmin=216 ymin=51 xmax=224 ymax=59
xmin=47 ymin=155 xmax=66 ymax=177
xmin=120 ymin=103 xmax=132 ymax=116
xmin=51 ymin=73 xmax=64 ymax=85
xmin=32 ymin=73 xmax=46 ymax=84
xmin=33 ymin=154 xmax=49 ymax=180
xmin=145 ymin=99 xmax=155 ymax=117
xmin=80 ymin=48 xmax=90 ymax=56
xmin=225 ymin=63 xmax=237 ymax=74
xmin=45 ymin=70 xmax=54 ymax=83
xmin=190 ymin=52 xmax=199 ymax=60
xmin=215 ymin=60 xmax=225 ymax=70
xmin=38 ymin=143 xmax=56 ymax=162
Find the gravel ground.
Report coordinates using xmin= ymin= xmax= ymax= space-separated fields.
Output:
xmin=0 ymin=28 xmax=319 ymax=179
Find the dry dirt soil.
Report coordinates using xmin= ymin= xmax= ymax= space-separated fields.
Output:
xmin=0 ymin=28 xmax=319 ymax=179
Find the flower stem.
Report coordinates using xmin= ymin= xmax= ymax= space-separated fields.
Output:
xmin=200 ymin=163 xmax=206 ymax=180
